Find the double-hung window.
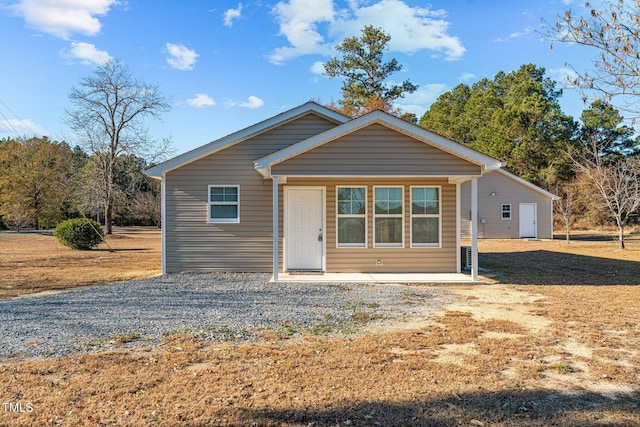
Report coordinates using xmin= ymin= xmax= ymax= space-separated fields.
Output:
xmin=501 ymin=204 xmax=512 ymax=220
xmin=336 ymin=187 xmax=366 ymax=247
xmin=411 ymin=186 xmax=440 ymax=247
xmin=374 ymin=187 xmax=403 ymax=247
xmin=208 ymin=185 xmax=239 ymax=223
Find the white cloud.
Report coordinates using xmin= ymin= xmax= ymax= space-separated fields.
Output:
xmin=394 ymin=83 xmax=448 ymax=118
xmin=494 ymin=26 xmax=534 ymax=42
xmin=334 ymin=0 xmax=466 ymax=60
xmin=223 ymin=3 xmax=243 ymax=27
xmin=165 ymin=43 xmax=199 ymax=71
xmin=225 ymin=96 xmax=265 ymax=109
xmin=459 ymin=72 xmax=476 ymax=83
xmin=310 ymin=61 xmax=326 ymax=75
xmin=399 ymin=83 xmax=448 ymax=105
xmin=186 ymin=93 xmax=215 ymax=108
xmin=0 ymin=118 xmax=47 ymax=137
xmin=269 ymin=0 xmax=466 ymax=64
xmin=549 ymin=67 xmax=579 ymax=88
xmin=9 ymin=0 xmax=117 ymax=39
xmin=268 ymin=0 xmax=335 ymax=64
xmin=62 ymin=41 xmax=112 ymax=65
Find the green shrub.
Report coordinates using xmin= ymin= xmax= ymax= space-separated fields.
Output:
xmin=54 ymin=218 xmax=104 ymax=250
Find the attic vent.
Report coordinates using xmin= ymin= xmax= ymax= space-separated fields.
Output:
xmin=461 ymin=246 xmax=472 ymax=270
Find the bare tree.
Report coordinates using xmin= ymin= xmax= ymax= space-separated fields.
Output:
xmin=545 ymin=1 xmax=640 ymax=116
xmin=129 ymin=191 xmax=161 ymax=227
xmin=553 ymin=182 xmax=577 ymax=243
xmin=66 ymin=59 xmax=171 ymax=234
xmin=4 ymin=199 xmax=34 ymax=232
xmin=570 ymin=148 xmax=640 ymax=249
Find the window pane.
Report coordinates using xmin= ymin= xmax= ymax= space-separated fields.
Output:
xmin=375 ymin=187 xmax=402 ymax=214
xmin=412 ymin=217 xmax=439 ymax=244
xmin=210 ymin=187 xmax=224 ymax=202
xmin=375 ymin=218 xmax=402 ymax=244
xmin=338 ymin=218 xmax=365 ymax=244
xmin=211 ymin=204 xmax=238 ymax=219
xmin=388 ymin=200 xmax=402 ymax=214
xmin=337 ymin=187 xmax=365 ymax=215
xmin=351 ymin=188 xmax=365 ymax=214
xmin=388 ymin=187 xmax=402 ymax=201
xmin=210 ymin=186 xmax=238 ymax=202
xmin=425 ymin=188 xmax=439 ymax=214
xmin=223 ymin=187 xmax=238 ymax=202
xmin=375 ymin=201 xmax=389 ymax=214
xmin=337 ymin=187 xmax=350 ymax=202
xmin=412 ymin=187 xmax=439 ymax=214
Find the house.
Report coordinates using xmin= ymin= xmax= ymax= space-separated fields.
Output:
xmin=145 ymin=102 xmax=506 ymax=281
xmin=460 ymin=169 xmax=559 ymax=239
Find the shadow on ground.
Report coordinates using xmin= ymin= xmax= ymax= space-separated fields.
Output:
xmin=235 ymin=390 xmax=639 ymax=426
xmin=481 ymin=250 xmax=640 ymax=285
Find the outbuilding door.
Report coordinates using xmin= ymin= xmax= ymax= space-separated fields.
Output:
xmin=519 ymin=203 xmax=537 ymax=238
xmin=285 ymin=187 xmax=324 ymax=270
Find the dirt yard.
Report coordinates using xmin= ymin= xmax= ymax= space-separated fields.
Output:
xmin=1 ymin=229 xmax=639 ymax=426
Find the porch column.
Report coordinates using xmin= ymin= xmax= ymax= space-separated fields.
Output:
xmin=471 ymin=177 xmax=478 ymax=281
xmin=160 ymin=172 xmax=167 ymax=275
xmin=272 ymin=177 xmax=279 ymax=282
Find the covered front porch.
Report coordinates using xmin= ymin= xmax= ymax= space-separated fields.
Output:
xmin=252 ymin=110 xmax=502 ymax=283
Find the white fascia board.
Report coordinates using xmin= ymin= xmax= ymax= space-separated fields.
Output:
xmin=145 ymin=102 xmax=349 ymax=178
xmin=494 ymin=169 xmax=560 ymax=200
xmin=254 ymin=110 xmax=504 ymax=178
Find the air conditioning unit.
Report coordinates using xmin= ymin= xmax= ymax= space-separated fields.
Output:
xmin=461 ymin=246 xmax=472 ymax=270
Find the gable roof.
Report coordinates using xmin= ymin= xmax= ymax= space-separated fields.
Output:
xmin=492 ymin=169 xmax=560 ymax=200
xmin=254 ymin=109 xmax=504 ymax=178
xmin=145 ymin=102 xmax=349 ymax=178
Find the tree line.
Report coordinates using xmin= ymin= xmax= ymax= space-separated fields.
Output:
xmin=1 ymin=59 xmax=168 ymax=234
xmin=3 ymin=1 xmax=640 ymax=248
xmin=0 ymin=137 xmax=161 ymax=231
xmin=324 ymin=15 xmax=640 ymax=248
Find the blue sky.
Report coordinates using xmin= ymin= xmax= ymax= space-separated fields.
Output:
xmin=0 ymin=0 xmax=596 ymax=155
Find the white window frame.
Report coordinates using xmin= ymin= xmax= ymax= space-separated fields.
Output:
xmin=410 ymin=185 xmax=442 ymax=248
xmin=501 ymin=204 xmax=512 ymax=220
xmin=336 ymin=186 xmax=367 ymax=248
xmin=373 ymin=186 xmax=404 ymax=248
xmin=208 ymin=185 xmax=240 ymax=223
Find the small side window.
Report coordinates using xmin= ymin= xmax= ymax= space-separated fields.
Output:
xmin=501 ymin=204 xmax=511 ymax=220
xmin=208 ymin=185 xmax=239 ymax=223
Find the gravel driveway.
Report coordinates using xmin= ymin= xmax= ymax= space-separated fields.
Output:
xmin=0 ymin=273 xmax=451 ymax=359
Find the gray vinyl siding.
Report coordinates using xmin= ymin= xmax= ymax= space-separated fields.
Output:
xmin=460 ymin=171 xmax=554 ymax=239
xmin=287 ymin=178 xmax=458 ymax=273
xmin=272 ymin=123 xmax=482 ymax=176
xmin=164 ymin=113 xmax=339 ymax=273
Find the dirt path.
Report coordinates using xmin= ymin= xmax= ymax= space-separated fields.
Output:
xmin=369 ymin=283 xmax=638 ymax=406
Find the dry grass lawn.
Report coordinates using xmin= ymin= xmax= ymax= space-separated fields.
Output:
xmin=1 ymin=229 xmax=639 ymax=426
xmin=0 ymin=227 xmax=161 ymax=299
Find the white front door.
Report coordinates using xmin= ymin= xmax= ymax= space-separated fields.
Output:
xmin=519 ymin=203 xmax=537 ymax=238
xmin=285 ymin=188 xmax=324 ymax=270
